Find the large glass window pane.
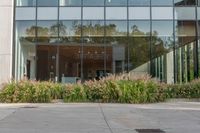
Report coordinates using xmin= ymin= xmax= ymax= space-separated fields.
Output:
xmin=60 ymin=0 xmax=81 ymax=6
xmin=129 ymin=37 xmax=150 ymax=71
xmin=16 ymin=0 xmax=36 ymax=6
xmin=152 ymin=21 xmax=174 ymax=58
xmin=152 ymin=21 xmax=173 ymax=37
xmin=15 ymin=21 xmax=36 ymax=80
xmin=129 ymin=7 xmax=150 ymax=20
xmin=152 ymin=7 xmax=173 ymax=20
xmin=59 ymin=7 xmax=81 ymax=20
xmin=36 ymin=46 xmax=58 ymax=81
xmin=82 ymin=21 xmax=105 ymax=80
xmin=16 ymin=8 xmax=36 ymax=20
xmin=175 ymin=21 xmax=196 ymax=47
xmin=59 ymin=20 xmax=81 ymax=43
xmin=106 ymin=0 xmax=127 ymax=6
xmin=83 ymin=7 xmax=104 ymax=20
xmin=106 ymin=21 xmax=127 ymax=36
xmin=175 ymin=7 xmax=196 ymax=20
xmin=83 ymin=21 xmax=104 ymax=37
xmin=82 ymin=42 xmax=105 ymax=80
xmin=106 ymin=7 xmax=127 ymax=20
xmin=59 ymin=45 xmax=81 ymax=82
xmin=105 ymin=21 xmax=128 ymax=74
xmin=59 ymin=21 xmax=81 ymax=37
xmin=129 ymin=0 xmax=150 ymax=6
xmin=16 ymin=21 xmax=36 ymax=43
xmin=151 ymin=0 xmax=173 ymax=6
xmin=37 ymin=8 xmax=58 ymax=20
xmin=37 ymin=0 xmax=58 ymax=6
xmin=174 ymin=0 xmax=196 ymax=6
xmin=129 ymin=21 xmax=150 ymax=37
xmin=37 ymin=21 xmax=59 ymax=43
xmin=83 ymin=0 xmax=104 ymax=6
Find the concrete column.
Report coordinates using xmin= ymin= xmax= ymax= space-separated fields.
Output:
xmin=0 ymin=0 xmax=14 ymax=84
xmin=166 ymin=51 xmax=174 ymax=84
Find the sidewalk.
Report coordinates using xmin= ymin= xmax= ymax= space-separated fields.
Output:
xmin=0 ymin=102 xmax=200 ymax=133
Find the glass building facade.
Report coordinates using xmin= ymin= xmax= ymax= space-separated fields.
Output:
xmin=14 ymin=0 xmax=200 ymax=83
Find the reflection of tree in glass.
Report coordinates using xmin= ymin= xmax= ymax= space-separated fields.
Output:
xmin=151 ymin=31 xmax=173 ymax=58
xmin=129 ymin=37 xmax=150 ymax=69
xmin=82 ymin=23 xmax=104 ymax=36
xmin=26 ymin=26 xmax=37 ymax=36
xmin=129 ymin=25 xmax=172 ymax=69
xmin=130 ymin=25 xmax=149 ymax=69
xmin=131 ymin=25 xmax=150 ymax=36
xmin=58 ymin=21 xmax=67 ymax=35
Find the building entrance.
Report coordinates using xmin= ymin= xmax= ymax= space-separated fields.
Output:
xmin=36 ymin=44 xmax=122 ymax=83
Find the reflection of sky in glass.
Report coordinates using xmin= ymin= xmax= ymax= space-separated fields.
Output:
xmin=106 ymin=0 xmax=127 ymax=6
xmin=129 ymin=0 xmax=150 ymax=6
xmin=37 ymin=0 xmax=58 ymax=6
xmin=37 ymin=21 xmax=58 ymax=36
xmin=17 ymin=0 xmax=36 ymax=6
xmin=83 ymin=0 xmax=104 ymax=6
xmin=16 ymin=21 xmax=36 ymax=37
xmin=152 ymin=21 xmax=173 ymax=36
xmin=151 ymin=0 xmax=173 ymax=6
xmin=60 ymin=0 xmax=81 ymax=6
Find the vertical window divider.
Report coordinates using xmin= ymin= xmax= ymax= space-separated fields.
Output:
xmin=13 ymin=0 xmax=17 ymax=79
xmin=104 ymin=0 xmax=107 ymax=76
xmin=173 ymin=0 xmax=177 ymax=83
xmin=195 ymin=0 xmax=199 ymax=78
xmin=56 ymin=0 xmax=60 ymax=82
xmin=127 ymin=0 xmax=130 ymax=72
xmin=150 ymin=0 xmax=153 ymax=75
xmin=35 ymin=0 xmax=38 ymax=80
xmin=81 ymin=0 xmax=84 ymax=81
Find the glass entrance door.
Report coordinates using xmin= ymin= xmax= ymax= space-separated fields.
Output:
xmin=59 ymin=46 xmax=81 ymax=83
xmin=36 ymin=45 xmax=58 ymax=81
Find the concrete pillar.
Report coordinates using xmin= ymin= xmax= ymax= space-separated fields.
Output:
xmin=166 ymin=51 xmax=174 ymax=84
xmin=0 ymin=0 xmax=14 ymax=84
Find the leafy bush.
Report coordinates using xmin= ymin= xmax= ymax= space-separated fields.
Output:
xmin=165 ymin=79 xmax=200 ymax=99
xmin=64 ymin=84 xmax=87 ymax=102
xmin=0 ymin=81 xmax=64 ymax=103
xmin=0 ymin=74 xmax=199 ymax=103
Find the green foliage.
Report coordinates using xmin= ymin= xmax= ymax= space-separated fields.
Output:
xmin=64 ymin=84 xmax=87 ymax=102
xmin=165 ymin=79 xmax=200 ymax=99
xmin=0 ymin=81 xmax=64 ymax=103
xmin=0 ymin=74 xmax=199 ymax=103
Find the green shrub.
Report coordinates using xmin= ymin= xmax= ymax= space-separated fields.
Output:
xmin=1 ymin=74 xmax=199 ymax=104
xmin=33 ymin=82 xmax=51 ymax=103
xmin=0 ymin=82 xmax=16 ymax=103
xmin=83 ymin=80 xmax=105 ymax=102
xmin=165 ymin=80 xmax=200 ymax=99
xmin=117 ymin=80 xmax=162 ymax=104
xmin=64 ymin=84 xmax=87 ymax=102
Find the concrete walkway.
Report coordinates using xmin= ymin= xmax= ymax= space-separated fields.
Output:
xmin=0 ymin=102 xmax=199 ymax=133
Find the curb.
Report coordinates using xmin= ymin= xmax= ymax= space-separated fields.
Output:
xmin=166 ymin=98 xmax=200 ymax=102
